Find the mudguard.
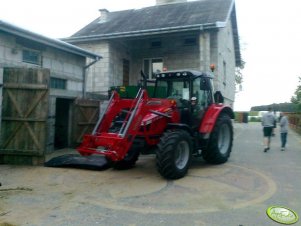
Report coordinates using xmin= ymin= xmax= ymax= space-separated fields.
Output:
xmin=199 ymin=104 xmax=234 ymax=134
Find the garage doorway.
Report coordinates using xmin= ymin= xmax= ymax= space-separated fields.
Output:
xmin=54 ymin=98 xmax=73 ymax=149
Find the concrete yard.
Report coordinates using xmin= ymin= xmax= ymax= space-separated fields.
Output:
xmin=0 ymin=123 xmax=301 ymax=226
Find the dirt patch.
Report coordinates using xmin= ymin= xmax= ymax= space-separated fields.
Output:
xmin=0 ymin=223 xmax=18 ymax=226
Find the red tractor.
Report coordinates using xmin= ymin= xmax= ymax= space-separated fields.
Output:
xmin=77 ymin=70 xmax=234 ymax=179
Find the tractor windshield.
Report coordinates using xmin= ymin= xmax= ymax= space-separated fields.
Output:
xmin=154 ymin=78 xmax=190 ymax=100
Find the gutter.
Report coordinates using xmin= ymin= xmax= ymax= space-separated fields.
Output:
xmin=64 ymin=22 xmax=227 ymax=43
xmin=82 ymin=56 xmax=102 ymax=98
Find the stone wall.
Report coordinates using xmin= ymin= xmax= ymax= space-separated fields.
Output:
xmin=218 ymin=21 xmax=235 ymax=105
xmin=130 ymin=34 xmax=200 ymax=83
xmin=110 ymin=41 xmax=131 ymax=87
xmin=76 ymin=41 xmax=110 ymax=94
xmin=0 ymin=32 xmax=86 ymax=95
xmin=210 ymin=21 xmax=236 ymax=106
xmin=74 ymin=29 xmax=236 ymax=107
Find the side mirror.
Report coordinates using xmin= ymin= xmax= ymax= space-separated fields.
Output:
xmin=214 ymin=91 xmax=224 ymax=104
xmin=200 ymin=78 xmax=210 ymax=91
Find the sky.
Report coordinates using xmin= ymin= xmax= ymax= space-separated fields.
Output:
xmin=1 ymin=0 xmax=301 ymax=111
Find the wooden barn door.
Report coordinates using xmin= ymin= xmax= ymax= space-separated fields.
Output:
xmin=0 ymin=68 xmax=49 ymax=159
xmin=71 ymin=98 xmax=100 ymax=147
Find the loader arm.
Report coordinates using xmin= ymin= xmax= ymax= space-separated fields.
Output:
xmin=77 ymin=87 xmax=180 ymax=161
xmin=77 ymin=88 xmax=149 ymax=161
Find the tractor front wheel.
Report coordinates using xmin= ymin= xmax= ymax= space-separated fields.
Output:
xmin=156 ymin=130 xmax=192 ymax=179
xmin=113 ymin=146 xmax=140 ymax=170
xmin=202 ymin=114 xmax=233 ymax=164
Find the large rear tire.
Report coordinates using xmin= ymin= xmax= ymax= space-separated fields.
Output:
xmin=156 ymin=130 xmax=192 ymax=179
xmin=113 ymin=147 xmax=140 ymax=170
xmin=202 ymin=114 xmax=233 ymax=164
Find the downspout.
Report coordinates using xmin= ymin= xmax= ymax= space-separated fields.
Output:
xmin=82 ymin=56 xmax=102 ymax=98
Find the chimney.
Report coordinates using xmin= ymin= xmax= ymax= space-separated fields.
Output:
xmin=156 ymin=0 xmax=187 ymax=5
xmin=99 ymin=9 xmax=109 ymax=22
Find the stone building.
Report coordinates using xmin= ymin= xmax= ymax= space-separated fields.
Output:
xmin=64 ymin=0 xmax=241 ymax=106
xmin=0 ymin=20 xmax=101 ymax=163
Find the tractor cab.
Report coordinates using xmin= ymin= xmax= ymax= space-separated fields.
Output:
xmin=153 ymin=70 xmax=214 ymax=126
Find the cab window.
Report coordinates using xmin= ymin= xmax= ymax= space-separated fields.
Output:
xmin=155 ymin=79 xmax=189 ymax=99
xmin=192 ymin=77 xmax=212 ymax=110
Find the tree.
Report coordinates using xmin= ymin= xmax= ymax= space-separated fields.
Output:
xmin=291 ymin=77 xmax=301 ymax=111
xmin=235 ymin=60 xmax=245 ymax=92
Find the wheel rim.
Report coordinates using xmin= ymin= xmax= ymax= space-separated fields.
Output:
xmin=218 ymin=123 xmax=231 ymax=155
xmin=175 ymin=141 xmax=190 ymax=170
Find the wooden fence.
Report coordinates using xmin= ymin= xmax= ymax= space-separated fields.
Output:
xmin=286 ymin=113 xmax=301 ymax=134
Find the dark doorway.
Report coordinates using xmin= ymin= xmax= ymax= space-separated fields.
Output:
xmin=123 ymin=59 xmax=130 ymax=86
xmin=54 ymin=98 xmax=73 ymax=149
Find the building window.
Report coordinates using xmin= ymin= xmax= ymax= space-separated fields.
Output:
xmin=50 ymin=77 xmax=67 ymax=89
xmin=183 ymin=37 xmax=197 ymax=46
xmin=22 ymin=49 xmax=41 ymax=65
xmin=143 ymin=58 xmax=163 ymax=80
xmin=150 ymin=40 xmax=162 ymax=48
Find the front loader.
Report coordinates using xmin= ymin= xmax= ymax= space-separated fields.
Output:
xmin=77 ymin=70 xmax=234 ymax=179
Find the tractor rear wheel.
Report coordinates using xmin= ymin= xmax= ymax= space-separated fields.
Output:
xmin=202 ymin=114 xmax=233 ymax=164
xmin=113 ymin=146 xmax=140 ymax=170
xmin=156 ymin=130 xmax=192 ymax=179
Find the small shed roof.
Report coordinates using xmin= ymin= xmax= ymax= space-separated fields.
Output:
xmin=0 ymin=20 xmax=101 ymax=60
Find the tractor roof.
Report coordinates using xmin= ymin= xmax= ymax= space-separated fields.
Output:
xmin=155 ymin=70 xmax=213 ymax=79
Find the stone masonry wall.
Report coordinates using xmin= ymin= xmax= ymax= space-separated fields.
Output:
xmin=215 ymin=21 xmax=236 ymax=106
xmin=75 ymin=41 xmax=110 ymax=95
xmin=74 ymin=29 xmax=236 ymax=106
xmin=130 ymin=35 xmax=200 ymax=83
xmin=0 ymin=32 xmax=86 ymax=95
xmin=208 ymin=22 xmax=236 ymax=106
xmin=110 ymin=41 xmax=131 ymax=88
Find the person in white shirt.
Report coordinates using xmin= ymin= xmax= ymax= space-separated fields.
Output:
xmin=261 ymin=107 xmax=276 ymax=152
